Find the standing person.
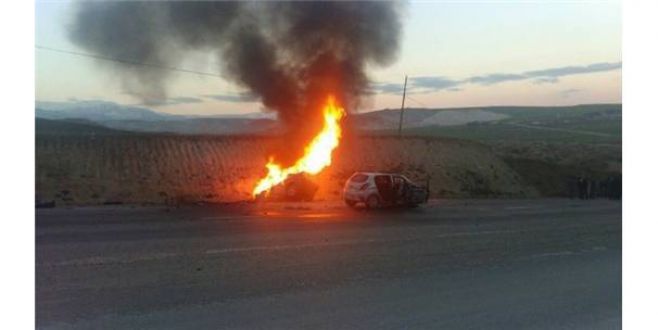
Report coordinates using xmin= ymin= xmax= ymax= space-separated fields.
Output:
xmin=613 ymin=174 xmax=622 ymax=199
xmin=600 ymin=178 xmax=608 ymax=199
xmin=580 ymin=176 xmax=589 ymax=200
xmin=567 ymin=176 xmax=577 ymax=199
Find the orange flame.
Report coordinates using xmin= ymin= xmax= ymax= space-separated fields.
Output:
xmin=253 ymin=95 xmax=345 ymax=197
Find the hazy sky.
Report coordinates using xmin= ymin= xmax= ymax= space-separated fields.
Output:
xmin=35 ymin=1 xmax=621 ymax=115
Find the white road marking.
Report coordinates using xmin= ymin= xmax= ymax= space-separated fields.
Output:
xmin=531 ymin=251 xmax=575 ymax=259
xmin=40 ymin=229 xmax=516 ymax=267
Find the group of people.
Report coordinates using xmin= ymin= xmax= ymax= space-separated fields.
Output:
xmin=570 ymin=174 xmax=621 ymax=200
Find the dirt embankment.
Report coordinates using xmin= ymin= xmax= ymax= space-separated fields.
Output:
xmin=492 ymin=141 xmax=622 ymax=197
xmin=36 ymin=135 xmax=536 ymax=205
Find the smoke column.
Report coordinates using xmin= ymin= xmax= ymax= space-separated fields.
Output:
xmin=69 ymin=1 xmax=405 ymax=163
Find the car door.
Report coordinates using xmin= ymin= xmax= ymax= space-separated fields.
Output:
xmin=392 ymin=176 xmax=406 ymax=202
xmin=374 ymin=175 xmax=394 ymax=202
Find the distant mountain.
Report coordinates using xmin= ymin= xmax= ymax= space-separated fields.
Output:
xmin=36 ymin=101 xmax=175 ymax=122
xmin=34 ymin=101 xmax=281 ymax=135
xmin=36 ymin=118 xmax=133 ymax=136
xmin=102 ymin=118 xmax=280 ymax=135
xmin=35 ymin=100 xmax=276 ymax=122
xmin=35 ymin=101 xmax=621 ymax=135
xmin=354 ymin=104 xmax=621 ymax=130
xmin=353 ymin=108 xmax=509 ymax=130
xmin=204 ymin=112 xmax=277 ymax=120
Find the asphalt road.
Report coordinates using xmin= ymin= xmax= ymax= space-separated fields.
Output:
xmin=36 ymin=199 xmax=621 ymax=329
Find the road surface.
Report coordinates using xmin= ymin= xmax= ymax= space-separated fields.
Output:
xmin=36 ymin=199 xmax=621 ymax=329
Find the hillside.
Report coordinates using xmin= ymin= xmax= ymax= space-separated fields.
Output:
xmin=35 ymin=135 xmax=535 ymax=205
xmin=388 ymin=104 xmax=622 ymax=197
xmin=396 ymin=104 xmax=621 ymax=143
xmin=101 ymin=118 xmax=279 ymax=135
xmin=351 ymin=108 xmax=509 ymax=130
xmin=36 ymin=118 xmax=133 ymax=136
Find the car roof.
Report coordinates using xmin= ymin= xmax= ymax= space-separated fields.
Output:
xmin=353 ymin=172 xmax=403 ymax=176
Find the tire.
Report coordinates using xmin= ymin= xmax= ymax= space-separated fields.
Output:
xmin=254 ymin=193 xmax=266 ymax=202
xmin=285 ymin=184 xmax=298 ymax=199
xmin=345 ymin=199 xmax=357 ymax=208
xmin=365 ymin=195 xmax=381 ymax=209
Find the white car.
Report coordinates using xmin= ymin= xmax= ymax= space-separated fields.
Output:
xmin=343 ymin=172 xmax=429 ymax=209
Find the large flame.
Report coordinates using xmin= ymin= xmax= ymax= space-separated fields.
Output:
xmin=253 ymin=95 xmax=345 ymax=197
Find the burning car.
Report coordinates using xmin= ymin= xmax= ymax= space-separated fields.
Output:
xmin=254 ymin=173 xmax=319 ymax=202
xmin=343 ymin=172 xmax=430 ymax=209
xmin=252 ymin=96 xmax=344 ymax=200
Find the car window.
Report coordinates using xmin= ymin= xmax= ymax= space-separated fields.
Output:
xmin=393 ymin=177 xmax=404 ymax=185
xmin=401 ymin=175 xmax=416 ymax=185
xmin=350 ymin=174 xmax=369 ymax=183
xmin=375 ymin=175 xmax=392 ymax=185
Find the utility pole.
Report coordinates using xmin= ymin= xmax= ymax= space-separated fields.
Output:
xmin=397 ymin=75 xmax=408 ymax=136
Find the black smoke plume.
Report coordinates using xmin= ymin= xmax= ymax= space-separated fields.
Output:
xmin=69 ymin=1 xmax=404 ymax=162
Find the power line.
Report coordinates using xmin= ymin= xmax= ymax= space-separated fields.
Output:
xmin=37 ymin=45 xmax=429 ymax=108
xmin=406 ymin=95 xmax=429 ymax=108
xmin=35 ymin=45 xmax=223 ymax=78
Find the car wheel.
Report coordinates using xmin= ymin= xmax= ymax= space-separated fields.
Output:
xmin=345 ymin=199 xmax=357 ymax=208
xmin=365 ymin=195 xmax=381 ymax=209
xmin=254 ymin=193 xmax=266 ymax=202
xmin=286 ymin=184 xmax=298 ymax=199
